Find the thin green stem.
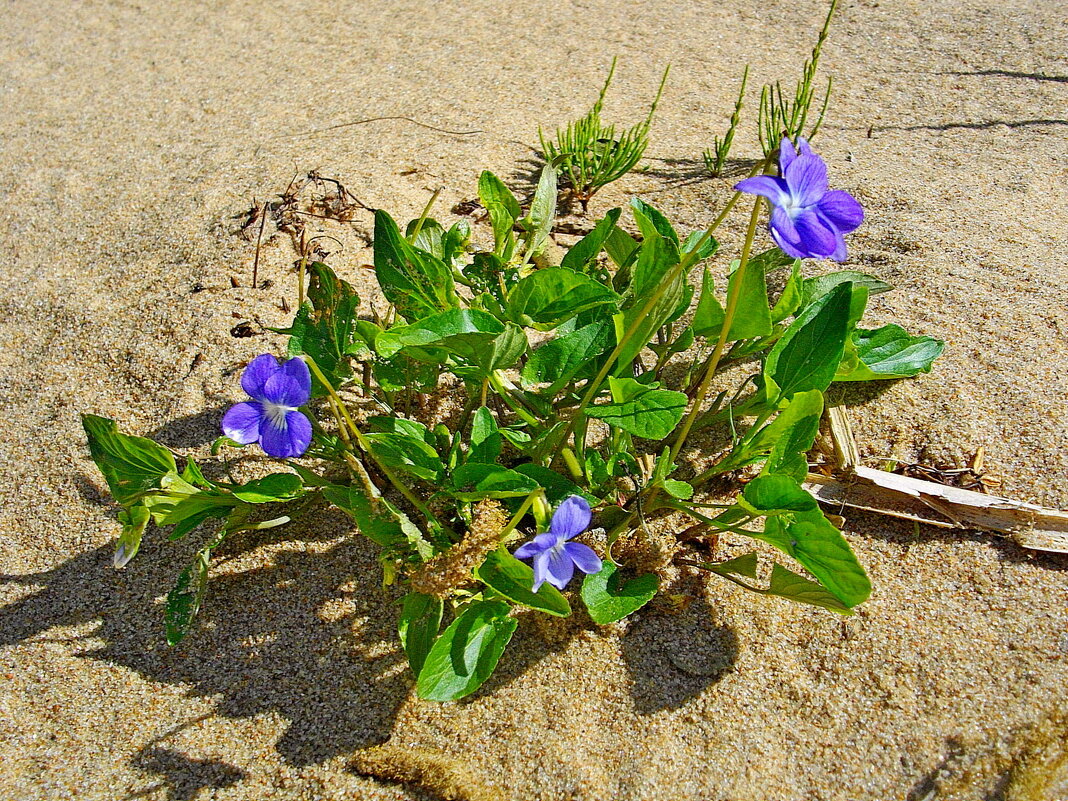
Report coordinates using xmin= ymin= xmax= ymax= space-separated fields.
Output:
xmin=498 ymin=488 xmax=545 ymax=545
xmin=669 ymin=196 xmax=765 ymax=466
xmin=303 ymin=355 xmax=438 ymax=525
xmin=548 ymin=171 xmax=762 ymax=469
xmin=408 ymin=186 xmax=442 ymax=243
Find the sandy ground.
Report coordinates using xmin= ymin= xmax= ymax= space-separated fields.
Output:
xmin=1 ymin=0 xmax=1067 ymax=799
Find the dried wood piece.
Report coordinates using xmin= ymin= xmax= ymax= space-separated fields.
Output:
xmin=803 ymin=466 xmax=1068 ymax=554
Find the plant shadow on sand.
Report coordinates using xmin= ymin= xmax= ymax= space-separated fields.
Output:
xmin=0 ymin=501 xmax=414 ymax=796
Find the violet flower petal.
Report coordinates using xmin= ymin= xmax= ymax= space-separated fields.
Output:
xmin=793 ymin=210 xmax=839 ymax=257
xmin=259 ymin=409 xmax=311 ymax=458
xmin=796 ymin=137 xmax=815 ymax=158
xmin=515 ymin=532 xmax=558 ymax=560
xmin=550 ymin=495 xmax=591 ymax=540
xmin=734 ymin=175 xmax=791 ymax=207
xmin=221 ymin=401 xmax=263 ymax=444
xmin=771 ymin=226 xmax=811 ymax=260
xmin=279 ymin=357 xmax=312 ymax=405
xmin=563 ymin=542 xmax=602 ymax=575
xmin=263 ymin=372 xmax=309 ymax=408
xmin=770 ymin=206 xmax=802 ymax=245
xmin=816 ymin=189 xmax=864 ymax=233
xmin=783 ymin=154 xmax=829 ymax=207
xmin=283 ymin=410 xmax=312 ymax=457
xmin=544 ymin=547 xmax=575 ymax=589
xmin=532 ymin=551 xmax=551 ymax=591
xmin=778 ymin=137 xmax=798 ymax=172
xmin=241 ymin=354 xmax=281 ymax=401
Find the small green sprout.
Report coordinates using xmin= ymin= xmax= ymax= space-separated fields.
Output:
xmin=539 ymin=57 xmax=669 ymax=212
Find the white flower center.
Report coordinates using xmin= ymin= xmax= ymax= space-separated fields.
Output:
xmin=782 ymin=193 xmax=803 ymax=219
xmin=262 ymin=400 xmax=294 ymax=429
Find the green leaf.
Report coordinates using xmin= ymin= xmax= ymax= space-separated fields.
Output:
xmin=586 ymin=376 xmax=687 ymax=440
xmin=681 ymin=229 xmax=719 ymax=259
xmin=325 ymin=483 xmax=433 ymax=561
xmin=603 ymin=225 xmax=639 ymax=269
xmin=581 ymin=561 xmax=659 ymax=624
xmin=614 ymin=233 xmax=684 ymax=370
xmin=113 ymin=504 xmax=150 ymax=568
xmin=765 ymin=563 xmax=853 ymax=613
xmin=692 ymin=268 xmax=725 ymax=338
xmin=82 ymin=414 xmax=176 ymax=506
xmin=466 ymin=324 xmax=529 ymax=378
xmin=416 ymin=600 xmax=517 ymax=701
xmin=771 ymin=259 xmax=803 ymax=323
xmin=450 ymin=463 xmax=540 ymax=500
xmin=663 ymin=479 xmax=694 ymax=500
xmin=630 ymin=197 xmax=679 ymax=245
xmin=165 ymin=547 xmax=211 ymax=646
xmin=763 ymin=282 xmax=852 ymax=403
xmin=703 ymin=552 xmax=851 ymax=613
xmin=802 ymin=270 xmax=891 ymax=306
xmin=757 ymin=509 xmax=871 ymax=608
xmin=521 ymin=320 xmax=612 ymax=393
xmin=742 ymin=474 xmax=818 ymax=513
xmin=475 ymin=549 xmax=571 ymax=617
xmin=375 ymin=309 xmax=505 ymax=361
xmin=512 ymin=464 xmax=597 ymax=506
xmin=368 ymin=416 xmax=435 ymax=444
xmin=373 ymin=210 xmax=459 ymax=321
xmin=398 ymin=592 xmax=443 ymax=677
xmin=365 ymin=432 xmax=444 ymax=483
xmin=710 ymin=389 xmax=824 ymax=477
xmin=406 ymin=217 xmax=445 ymax=259
xmin=506 ymin=268 xmax=620 ymax=329
xmin=522 ymin=164 xmax=558 ymax=260
xmin=725 ymin=253 xmax=774 ymax=340
xmin=229 ymin=473 xmax=305 ymax=503
xmin=468 ymin=407 xmax=502 ymax=464
xmin=560 ymin=208 xmax=622 ymax=272
xmin=835 ymin=324 xmax=945 ymax=381
xmin=373 ymin=352 xmax=439 ymax=393
xmin=477 ymin=171 xmax=521 ymax=221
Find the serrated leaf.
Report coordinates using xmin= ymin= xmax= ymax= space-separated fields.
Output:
xmin=228 ymin=473 xmax=305 ymax=503
xmin=742 ymin=474 xmax=818 ymax=512
xmin=581 ymin=561 xmax=658 ymax=624
xmin=82 ymin=414 xmax=176 ymax=506
xmin=325 ymin=483 xmax=433 ymax=561
xmin=692 ymin=267 xmax=725 ymax=338
xmin=375 ymin=309 xmax=505 ymax=361
xmin=450 ymin=463 xmax=540 ymax=500
xmin=835 ymin=324 xmax=945 ymax=381
xmin=523 ymin=164 xmax=558 ymax=260
xmin=475 ymin=549 xmax=571 ymax=617
xmin=416 ymin=600 xmax=517 ymax=701
xmin=468 ymin=407 xmax=502 ymax=464
xmin=365 ymin=432 xmax=444 ymax=483
xmin=398 ymin=592 xmax=443 ymax=677
xmin=771 ymin=259 xmax=803 ymax=323
xmin=113 ymin=504 xmax=150 ymax=568
xmin=586 ymin=376 xmax=687 ymax=440
xmin=477 ymin=171 xmax=521 ymax=221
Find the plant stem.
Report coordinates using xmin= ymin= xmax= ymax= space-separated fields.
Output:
xmin=668 ymin=196 xmax=765 ymax=467
xmin=303 ymin=355 xmax=438 ymax=525
xmin=548 ymin=180 xmax=757 ymax=470
xmin=498 ymin=488 xmax=545 ymax=545
xmin=408 ymin=186 xmax=442 ymax=243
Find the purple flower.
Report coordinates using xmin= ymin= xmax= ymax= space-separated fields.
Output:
xmin=514 ymin=495 xmax=602 ymax=591
xmin=221 ymin=354 xmax=313 ymax=458
xmin=735 ymin=137 xmax=864 ymax=261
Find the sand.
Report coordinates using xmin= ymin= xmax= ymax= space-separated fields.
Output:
xmin=1 ymin=0 xmax=1067 ymax=798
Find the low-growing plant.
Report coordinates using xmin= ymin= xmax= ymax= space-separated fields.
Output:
xmin=82 ymin=11 xmax=943 ymax=702
xmin=539 ymin=57 xmax=669 ymax=211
